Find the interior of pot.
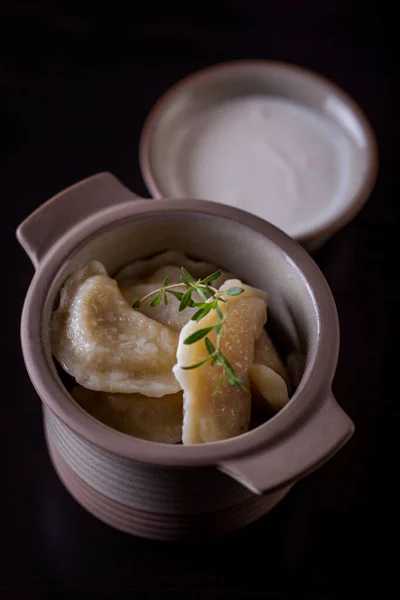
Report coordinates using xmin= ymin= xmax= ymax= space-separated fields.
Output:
xmin=45 ymin=209 xmax=318 ymax=440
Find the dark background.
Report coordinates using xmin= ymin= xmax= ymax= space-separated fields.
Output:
xmin=1 ymin=1 xmax=396 ymax=598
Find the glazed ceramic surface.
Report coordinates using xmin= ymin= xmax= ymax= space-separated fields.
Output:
xmin=140 ymin=61 xmax=378 ymax=252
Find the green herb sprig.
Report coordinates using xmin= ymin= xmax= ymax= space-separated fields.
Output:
xmin=132 ymin=268 xmax=245 ymax=391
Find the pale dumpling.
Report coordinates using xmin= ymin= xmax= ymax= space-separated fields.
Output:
xmin=120 ymin=265 xmax=198 ymax=332
xmin=254 ymin=330 xmax=290 ymax=388
xmin=119 ymin=265 xmax=182 ymax=304
xmin=115 ymin=250 xmax=231 ymax=285
xmin=53 ymin=260 xmax=108 ymax=300
xmin=51 ymin=263 xmax=180 ymax=396
xmin=119 ymin=264 xmax=232 ymax=332
xmin=71 ymin=385 xmax=183 ymax=443
xmin=220 ymin=281 xmax=290 ymax=412
xmin=174 ymin=285 xmax=267 ymax=444
xmin=249 ymin=365 xmax=289 ymax=413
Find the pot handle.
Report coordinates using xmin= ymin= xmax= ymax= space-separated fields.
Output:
xmin=218 ymin=393 xmax=354 ymax=495
xmin=16 ymin=172 xmax=144 ymax=268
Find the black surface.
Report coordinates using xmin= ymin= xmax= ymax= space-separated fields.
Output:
xmin=1 ymin=2 xmax=396 ymax=598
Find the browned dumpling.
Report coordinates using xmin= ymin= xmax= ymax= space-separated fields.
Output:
xmin=174 ymin=280 xmax=267 ymax=444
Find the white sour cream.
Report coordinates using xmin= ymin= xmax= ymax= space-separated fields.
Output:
xmin=163 ymin=96 xmax=356 ymax=236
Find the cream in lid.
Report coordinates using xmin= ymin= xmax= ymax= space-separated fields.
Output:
xmin=148 ymin=95 xmax=364 ymax=238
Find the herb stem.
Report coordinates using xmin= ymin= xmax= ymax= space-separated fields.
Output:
xmin=138 ymin=283 xmax=184 ymax=304
xmin=132 ymin=267 xmax=245 ymax=391
xmin=137 ymin=282 xmax=219 ymax=305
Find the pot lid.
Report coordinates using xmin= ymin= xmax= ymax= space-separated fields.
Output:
xmin=139 ymin=60 xmax=377 ymax=246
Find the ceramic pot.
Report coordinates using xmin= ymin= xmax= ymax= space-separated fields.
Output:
xmin=17 ymin=172 xmax=354 ymax=540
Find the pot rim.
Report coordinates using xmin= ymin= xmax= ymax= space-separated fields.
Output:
xmin=139 ymin=59 xmax=378 ymax=245
xmin=21 ymin=198 xmax=339 ymax=467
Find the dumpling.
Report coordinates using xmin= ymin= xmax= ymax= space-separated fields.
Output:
xmin=119 ymin=264 xmax=232 ymax=332
xmin=220 ymin=281 xmax=290 ymax=413
xmin=115 ymin=250 xmax=232 ymax=286
xmin=253 ymin=330 xmax=290 ymax=387
xmin=119 ymin=265 xmax=197 ymax=332
xmin=249 ymin=365 xmax=289 ymax=413
xmin=120 ymin=265 xmax=183 ymax=300
xmin=71 ymin=385 xmax=183 ymax=443
xmin=119 ymin=265 xmax=181 ymax=304
xmin=173 ymin=284 xmax=267 ymax=444
xmin=51 ymin=263 xmax=180 ymax=397
xmin=52 ymin=259 xmax=108 ymax=301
